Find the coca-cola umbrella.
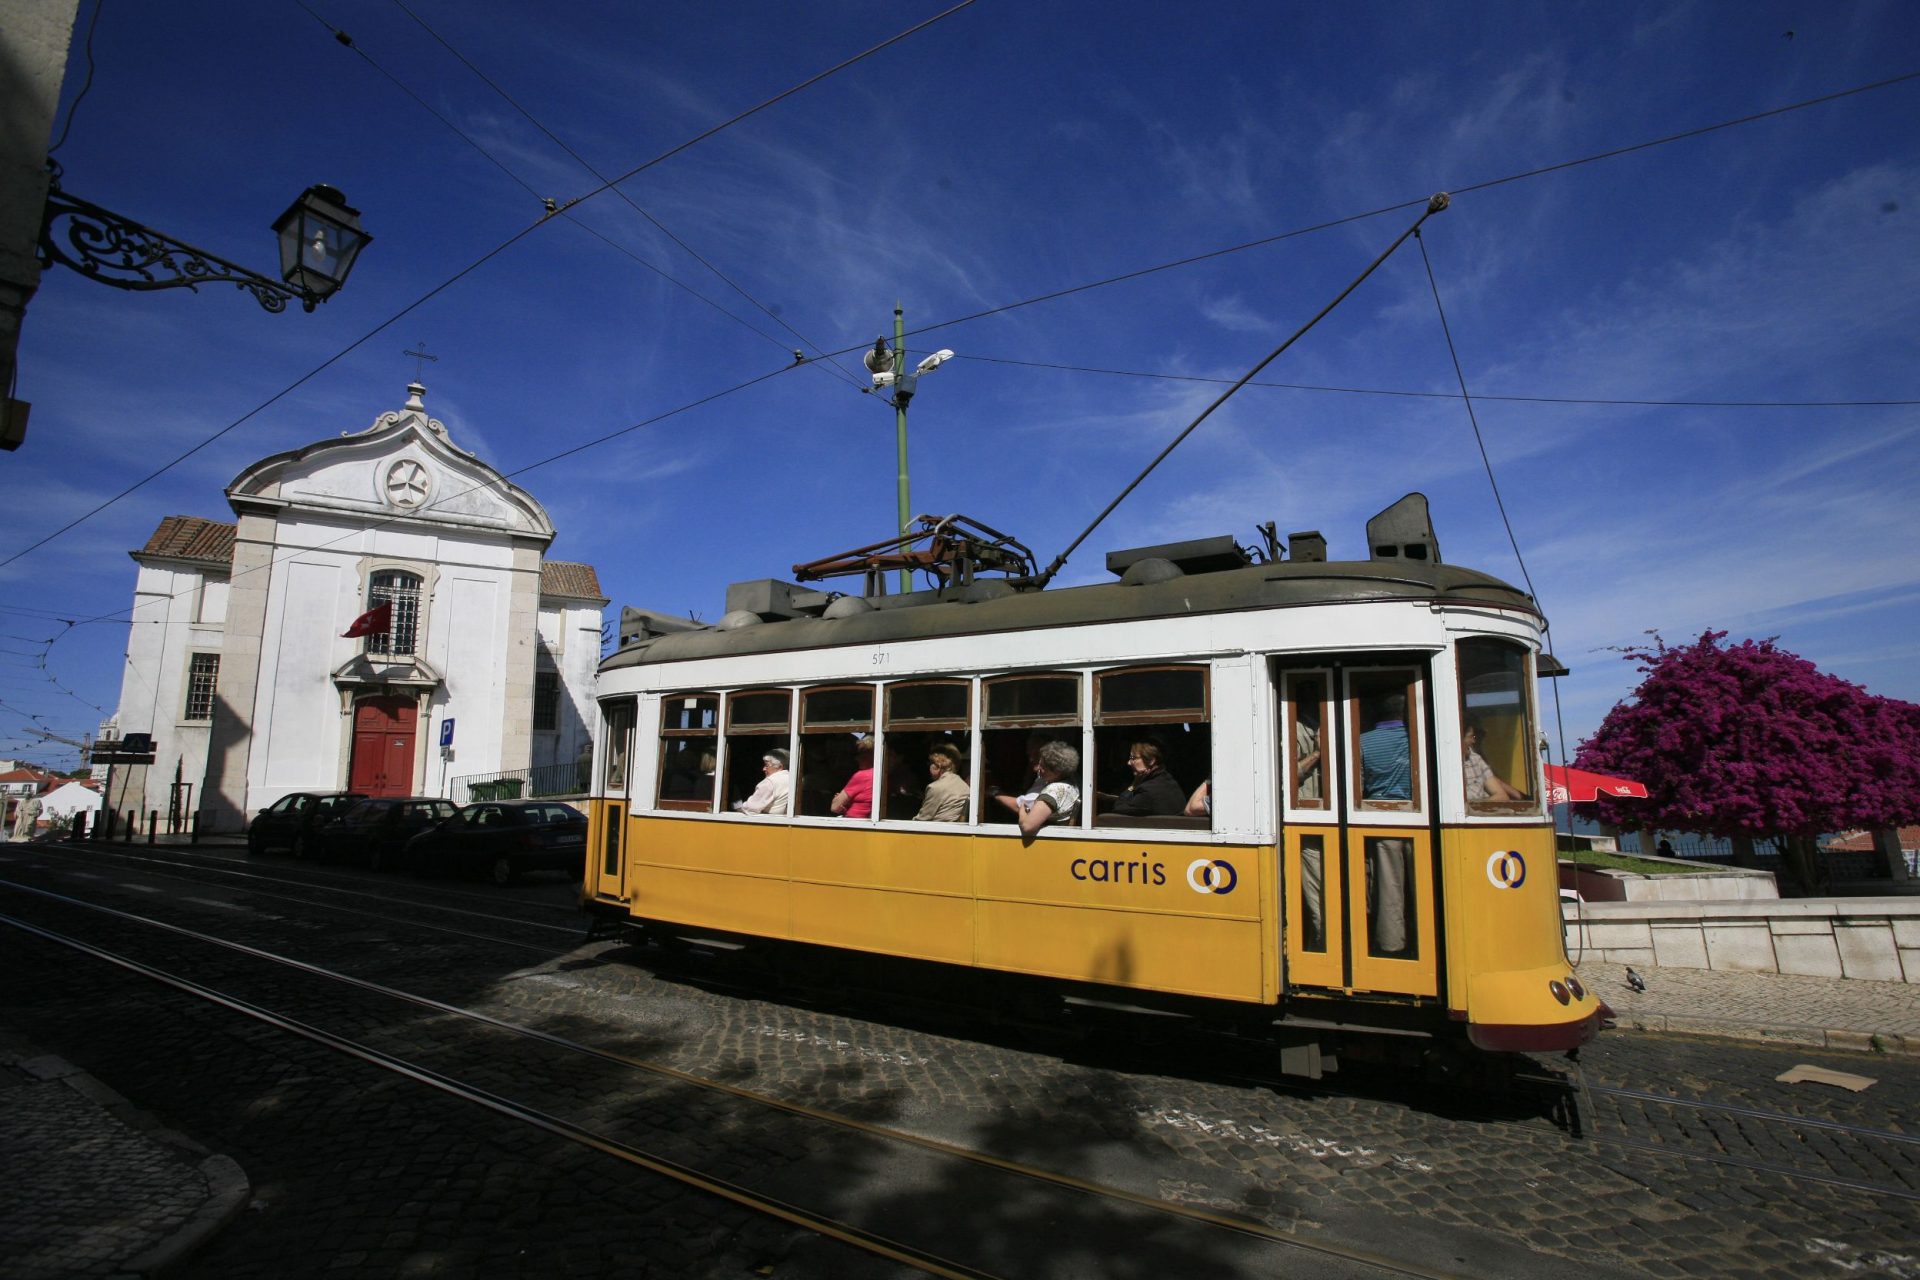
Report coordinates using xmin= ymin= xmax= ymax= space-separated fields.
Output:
xmin=1545 ymin=763 xmax=1649 ymax=806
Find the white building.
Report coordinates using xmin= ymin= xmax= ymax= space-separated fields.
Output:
xmin=38 ymin=779 xmax=102 ymax=824
xmin=108 ymin=383 xmax=607 ymax=829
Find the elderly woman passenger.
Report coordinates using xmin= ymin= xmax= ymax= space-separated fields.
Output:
xmin=991 ymin=740 xmax=1080 ymax=840
xmin=733 ymin=749 xmax=792 ymax=815
xmin=912 ymin=742 xmax=970 ymax=822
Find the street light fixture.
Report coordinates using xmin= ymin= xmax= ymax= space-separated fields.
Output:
xmin=862 ymin=303 xmax=954 ymax=593
xmin=39 ymin=179 xmax=371 ymax=314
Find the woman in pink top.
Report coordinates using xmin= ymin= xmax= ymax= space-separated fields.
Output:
xmin=831 ymin=737 xmax=875 ymax=819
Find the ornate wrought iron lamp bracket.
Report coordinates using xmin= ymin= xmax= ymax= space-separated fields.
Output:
xmin=38 ymin=187 xmax=312 ymax=313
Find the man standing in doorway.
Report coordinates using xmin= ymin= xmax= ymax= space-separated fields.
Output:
xmin=1358 ymin=691 xmax=1412 ymax=955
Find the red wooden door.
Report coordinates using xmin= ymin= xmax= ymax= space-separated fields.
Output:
xmin=350 ymin=696 xmax=417 ymax=797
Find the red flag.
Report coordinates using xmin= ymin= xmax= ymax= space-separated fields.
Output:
xmin=341 ymin=601 xmax=393 ymax=639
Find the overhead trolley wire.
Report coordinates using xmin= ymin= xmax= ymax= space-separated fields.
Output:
xmin=385 ymin=0 xmax=868 ymax=392
xmin=1 ymin=0 xmax=980 ymax=574
xmin=955 ymin=354 xmax=1920 ymax=409
xmin=294 ymin=1 xmax=860 ymax=384
xmin=860 ymin=69 xmax=1920 ymax=352
xmin=1035 ymin=194 xmax=1453 ymax=587
xmin=6 ymin=57 xmax=1911 ymax=583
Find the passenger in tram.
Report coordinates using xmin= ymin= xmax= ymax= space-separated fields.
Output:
xmin=1461 ymin=718 xmax=1523 ymax=803
xmin=1359 ymin=693 xmax=1412 ymax=955
xmin=830 ymin=737 xmax=876 ymax=818
xmin=992 ymin=740 xmax=1080 ymax=838
xmin=732 ymin=749 xmax=792 ymax=815
xmin=913 ymin=742 xmax=970 ymax=822
xmin=1103 ymin=739 xmax=1185 ymax=816
xmin=1184 ymin=779 xmax=1210 ymax=817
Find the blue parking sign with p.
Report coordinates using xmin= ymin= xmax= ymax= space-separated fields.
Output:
xmin=439 ymin=718 xmax=455 ymax=747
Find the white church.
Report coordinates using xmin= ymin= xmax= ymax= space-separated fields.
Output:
xmin=106 ymin=383 xmax=607 ymax=831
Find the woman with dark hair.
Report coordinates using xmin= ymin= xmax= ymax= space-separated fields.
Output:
xmin=1107 ymin=739 xmax=1185 ymax=816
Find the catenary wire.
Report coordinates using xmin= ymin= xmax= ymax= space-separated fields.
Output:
xmin=10 ymin=58 xmax=1916 ymax=638
xmin=1036 ymin=195 xmax=1451 ymax=586
xmin=386 ymin=0 xmax=868 ymax=392
xmin=292 ymin=2 xmax=855 ymax=381
xmin=1 ymin=2 xmax=979 ymax=573
xmin=953 ymin=354 xmax=1920 ymax=409
xmin=46 ymin=0 xmax=106 ymax=157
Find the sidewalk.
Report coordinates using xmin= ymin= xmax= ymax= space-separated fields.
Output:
xmin=0 ymin=1034 xmax=249 ymax=1278
xmin=1573 ymin=958 xmax=1920 ymax=1056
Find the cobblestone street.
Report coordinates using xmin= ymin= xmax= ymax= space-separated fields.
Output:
xmin=2 ymin=843 xmax=1915 ymax=1278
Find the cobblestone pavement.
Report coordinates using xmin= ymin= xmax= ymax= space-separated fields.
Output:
xmin=1 ymin=844 xmax=1916 ymax=1278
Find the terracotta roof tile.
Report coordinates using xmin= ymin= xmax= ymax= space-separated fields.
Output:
xmin=541 ymin=560 xmax=605 ymax=601
xmin=137 ymin=516 xmax=236 ymax=565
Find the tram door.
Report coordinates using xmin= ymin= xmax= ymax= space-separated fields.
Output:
xmin=1279 ymin=661 xmax=1437 ymax=998
xmin=590 ymin=698 xmax=636 ymax=903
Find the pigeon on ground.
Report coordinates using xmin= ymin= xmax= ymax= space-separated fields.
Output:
xmin=1625 ymin=967 xmax=1647 ymax=993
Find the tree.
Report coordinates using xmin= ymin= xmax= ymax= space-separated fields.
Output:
xmin=1575 ymin=631 xmax=1920 ymax=886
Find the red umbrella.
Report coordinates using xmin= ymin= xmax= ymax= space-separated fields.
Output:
xmin=1545 ymin=764 xmax=1649 ymax=806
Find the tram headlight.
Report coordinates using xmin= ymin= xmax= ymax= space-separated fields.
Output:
xmin=1548 ymin=980 xmax=1571 ymax=1005
xmin=1567 ymin=976 xmax=1585 ymax=1001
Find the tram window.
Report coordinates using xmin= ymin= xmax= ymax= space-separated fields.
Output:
xmin=1351 ymin=670 xmax=1420 ymax=812
xmin=656 ymin=694 xmax=718 ymax=812
xmin=982 ymin=674 xmax=1080 ymax=824
xmin=601 ymin=699 xmax=636 ymax=793
xmin=1363 ymin=836 xmax=1416 ymax=958
xmin=798 ymin=686 xmax=875 ymax=818
xmin=884 ymin=681 xmax=972 ymax=821
xmin=723 ymin=690 xmax=792 ymax=813
xmin=1092 ymin=666 xmax=1210 ymax=827
xmin=1283 ymin=673 xmax=1329 ymax=811
xmin=1457 ymin=639 xmax=1538 ymax=813
xmin=1298 ymin=835 xmax=1327 ymax=953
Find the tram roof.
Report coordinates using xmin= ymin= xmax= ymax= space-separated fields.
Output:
xmin=602 ymin=558 xmax=1538 ymax=672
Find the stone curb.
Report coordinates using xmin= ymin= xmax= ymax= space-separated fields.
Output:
xmin=1608 ymin=1015 xmax=1916 ymax=1057
xmin=14 ymin=1047 xmax=251 ymax=1278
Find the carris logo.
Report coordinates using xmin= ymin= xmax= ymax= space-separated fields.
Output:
xmin=1185 ymin=858 xmax=1238 ymax=895
xmin=1485 ymin=850 xmax=1526 ymax=889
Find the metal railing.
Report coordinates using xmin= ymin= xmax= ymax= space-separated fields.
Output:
xmin=448 ymin=762 xmax=589 ymax=805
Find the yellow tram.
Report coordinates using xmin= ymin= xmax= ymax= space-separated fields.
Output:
xmin=581 ymin=497 xmax=1603 ymax=1075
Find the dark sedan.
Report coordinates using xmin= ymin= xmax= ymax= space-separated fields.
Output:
xmin=316 ymin=797 xmax=458 ymax=870
xmin=247 ymin=791 xmax=367 ymax=859
xmin=404 ymin=800 xmax=587 ymax=885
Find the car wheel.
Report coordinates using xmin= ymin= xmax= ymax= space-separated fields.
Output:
xmin=369 ymin=845 xmax=386 ymax=873
xmin=491 ymin=856 xmax=515 ymax=887
xmin=291 ymin=833 xmax=309 ymax=861
xmin=247 ymin=832 xmax=263 ymax=857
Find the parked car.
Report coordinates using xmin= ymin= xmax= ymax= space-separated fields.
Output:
xmin=247 ymin=792 xmax=367 ymax=859
xmin=404 ymin=800 xmax=588 ymax=884
xmin=315 ymin=797 xmax=459 ymax=870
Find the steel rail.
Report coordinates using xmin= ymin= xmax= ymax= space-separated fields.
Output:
xmin=0 ymin=909 xmax=999 ymax=1280
xmin=0 ymin=879 xmax=1454 ymax=1279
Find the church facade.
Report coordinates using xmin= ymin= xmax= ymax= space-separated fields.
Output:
xmin=107 ymin=384 xmax=607 ymax=830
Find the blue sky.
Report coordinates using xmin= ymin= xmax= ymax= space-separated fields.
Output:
xmin=4 ymin=1 xmax=1917 ymax=772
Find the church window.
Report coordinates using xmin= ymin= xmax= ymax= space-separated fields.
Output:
xmin=184 ymin=653 xmax=220 ymax=721
xmin=534 ymin=670 xmax=560 ymax=732
xmin=365 ymin=571 xmax=423 ymax=656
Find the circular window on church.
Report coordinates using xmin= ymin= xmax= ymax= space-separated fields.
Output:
xmin=384 ymin=459 xmax=431 ymax=509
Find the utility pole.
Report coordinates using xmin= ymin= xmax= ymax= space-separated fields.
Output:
xmin=860 ymin=305 xmax=955 ymax=595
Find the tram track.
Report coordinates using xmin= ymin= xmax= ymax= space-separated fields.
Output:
xmin=0 ymin=879 xmax=1455 ymax=1280
xmin=9 ymin=852 xmax=1916 ymax=1251
xmin=2 ymin=840 xmax=577 ymax=953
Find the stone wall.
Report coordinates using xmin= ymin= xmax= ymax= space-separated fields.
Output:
xmin=1564 ymin=898 xmax=1919 ymax=983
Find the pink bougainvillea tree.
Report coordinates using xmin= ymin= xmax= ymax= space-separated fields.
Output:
xmin=1574 ymin=631 xmax=1920 ymax=843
